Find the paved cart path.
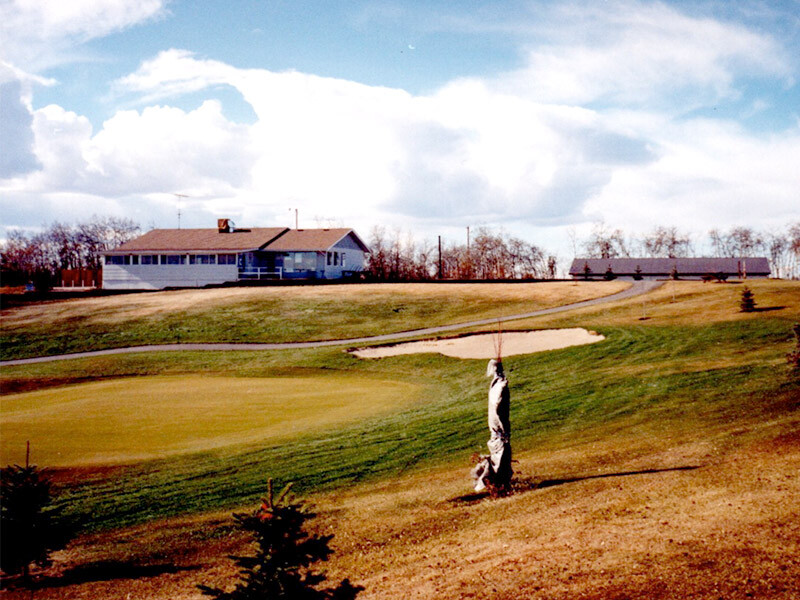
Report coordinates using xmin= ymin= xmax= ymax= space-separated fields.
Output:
xmin=1 ymin=281 xmax=663 ymax=367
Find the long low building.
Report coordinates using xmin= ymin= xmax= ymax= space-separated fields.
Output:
xmin=102 ymin=220 xmax=370 ymax=290
xmin=568 ymin=257 xmax=771 ymax=280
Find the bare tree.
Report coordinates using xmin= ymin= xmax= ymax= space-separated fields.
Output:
xmin=708 ymin=226 xmax=764 ymax=258
xmin=366 ymin=226 xmax=389 ymax=280
xmin=764 ymin=229 xmax=790 ymax=279
xmin=641 ymin=226 xmax=692 ymax=258
xmin=789 ymin=222 xmax=800 ymax=280
xmin=582 ymin=223 xmax=629 ymax=259
xmin=0 ymin=216 xmax=140 ymax=288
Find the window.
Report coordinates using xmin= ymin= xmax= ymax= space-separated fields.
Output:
xmin=341 ymin=253 xmax=346 ymax=268
xmin=218 ymin=254 xmax=236 ymax=265
xmin=106 ymin=255 xmax=125 ymax=265
xmin=189 ymin=255 xmax=216 ymax=264
xmin=131 ymin=255 xmax=139 ymax=265
xmin=333 ymin=252 xmax=339 ymax=266
xmin=327 ymin=252 xmax=332 ymax=266
xmin=141 ymin=255 xmax=157 ymax=265
xmin=189 ymin=254 xmax=216 ymax=265
xmin=164 ymin=254 xmax=185 ymax=265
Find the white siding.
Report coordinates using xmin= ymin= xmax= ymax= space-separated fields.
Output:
xmin=322 ymin=234 xmax=368 ymax=279
xmin=103 ymin=264 xmax=238 ymax=290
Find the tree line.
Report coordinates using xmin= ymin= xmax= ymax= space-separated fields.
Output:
xmin=3 ymin=218 xmax=799 ymax=286
xmin=366 ymin=226 xmax=558 ymax=281
xmin=0 ymin=216 xmax=141 ymax=288
xmin=578 ymin=223 xmax=800 ymax=279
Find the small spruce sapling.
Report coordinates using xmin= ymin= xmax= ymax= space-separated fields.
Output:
xmin=603 ymin=266 xmax=617 ymax=281
xmin=633 ymin=265 xmax=643 ymax=281
xmin=0 ymin=443 xmax=74 ymax=584
xmin=739 ymin=286 xmax=757 ymax=312
xmin=198 ymin=479 xmax=362 ymax=600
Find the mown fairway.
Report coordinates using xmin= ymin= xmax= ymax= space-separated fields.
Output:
xmin=0 ymin=279 xmax=798 ymax=599
xmin=0 ymin=281 xmax=627 ymax=360
xmin=1 ymin=375 xmax=422 ymax=466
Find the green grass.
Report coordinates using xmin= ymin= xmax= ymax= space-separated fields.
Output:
xmin=0 ymin=282 xmax=626 ymax=360
xmin=1 ymin=280 xmax=797 ymax=532
xmin=1 ymin=374 xmax=424 ymax=466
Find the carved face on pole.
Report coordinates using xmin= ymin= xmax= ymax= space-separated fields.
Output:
xmin=486 ymin=358 xmax=504 ymax=378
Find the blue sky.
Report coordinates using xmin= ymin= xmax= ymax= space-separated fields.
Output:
xmin=2 ymin=0 xmax=799 ymax=261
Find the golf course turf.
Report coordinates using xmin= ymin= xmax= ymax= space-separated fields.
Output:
xmin=1 ymin=279 xmax=798 ymax=599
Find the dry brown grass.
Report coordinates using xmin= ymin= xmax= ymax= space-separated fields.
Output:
xmin=512 ymin=279 xmax=800 ymax=330
xmin=0 ymin=281 xmax=628 ymax=328
xmin=8 ymin=410 xmax=798 ymax=600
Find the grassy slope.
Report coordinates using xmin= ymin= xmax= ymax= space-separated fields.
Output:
xmin=1 ymin=280 xmax=797 ymax=536
xmin=0 ymin=281 xmax=627 ymax=360
xmin=1 ymin=375 xmax=423 ymax=466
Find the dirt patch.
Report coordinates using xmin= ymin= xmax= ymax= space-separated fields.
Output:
xmin=351 ymin=328 xmax=605 ymax=359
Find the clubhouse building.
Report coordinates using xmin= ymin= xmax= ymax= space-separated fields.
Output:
xmin=102 ymin=220 xmax=370 ymax=290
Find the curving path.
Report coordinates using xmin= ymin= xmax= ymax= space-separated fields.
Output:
xmin=1 ymin=280 xmax=663 ymax=367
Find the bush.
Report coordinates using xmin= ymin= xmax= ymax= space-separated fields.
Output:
xmin=199 ymin=480 xmax=362 ymax=600
xmin=739 ymin=287 xmax=756 ymax=312
xmin=1 ymin=452 xmax=73 ymax=582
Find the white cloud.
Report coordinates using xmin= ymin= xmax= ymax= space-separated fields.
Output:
xmin=0 ymin=0 xmax=167 ymax=70
xmin=489 ymin=1 xmax=790 ymax=109
xmin=2 ymin=0 xmax=799 ymax=255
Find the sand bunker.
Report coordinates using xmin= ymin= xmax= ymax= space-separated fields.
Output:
xmin=352 ymin=328 xmax=605 ymax=360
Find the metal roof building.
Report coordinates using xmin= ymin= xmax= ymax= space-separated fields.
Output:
xmin=568 ymin=257 xmax=771 ymax=280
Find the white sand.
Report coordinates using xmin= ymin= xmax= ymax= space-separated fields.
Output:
xmin=351 ymin=328 xmax=605 ymax=360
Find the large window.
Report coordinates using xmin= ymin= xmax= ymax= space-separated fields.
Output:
xmin=218 ymin=254 xmax=236 ymax=265
xmin=162 ymin=254 xmax=186 ymax=265
xmin=106 ymin=255 xmax=125 ymax=265
xmin=141 ymin=255 xmax=158 ymax=265
xmin=189 ymin=254 xmax=216 ymax=265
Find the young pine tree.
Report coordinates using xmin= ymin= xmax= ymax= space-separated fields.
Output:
xmin=739 ymin=286 xmax=757 ymax=312
xmin=0 ymin=446 xmax=73 ymax=583
xmin=199 ymin=480 xmax=362 ymax=600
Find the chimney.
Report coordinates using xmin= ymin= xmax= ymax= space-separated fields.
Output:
xmin=218 ymin=219 xmax=231 ymax=233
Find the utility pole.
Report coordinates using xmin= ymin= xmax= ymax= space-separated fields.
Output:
xmin=438 ymin=235 xmax=443 ymax=280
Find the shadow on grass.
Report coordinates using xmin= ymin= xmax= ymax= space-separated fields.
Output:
xmin=29 ymin=561 xmax=200 ymax=590
xmin=450 ymin=465 xmax=702 ymax=505
xmin=750 ymin=306 xmax=786 ymax=313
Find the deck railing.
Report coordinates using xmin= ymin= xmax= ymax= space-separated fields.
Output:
xmin=238 ymin=267 xmax=283 ymax=280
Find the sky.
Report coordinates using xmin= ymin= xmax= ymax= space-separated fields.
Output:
xmin=1 ymin=0 xmax=799 ymax=262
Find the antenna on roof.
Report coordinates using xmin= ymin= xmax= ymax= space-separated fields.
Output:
xmin=174 ymin=194 xmax=189 ymax=229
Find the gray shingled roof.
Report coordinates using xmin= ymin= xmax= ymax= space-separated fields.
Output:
xmin=568 ymin=257 xmax=770 ymax=276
